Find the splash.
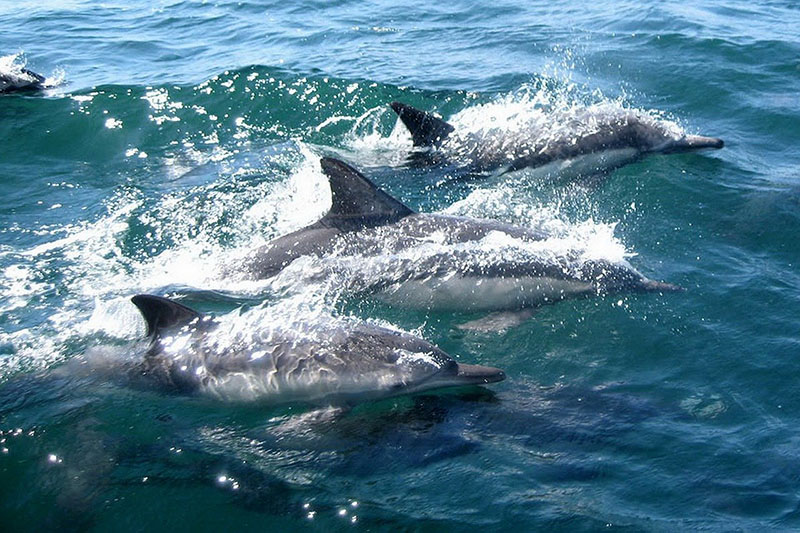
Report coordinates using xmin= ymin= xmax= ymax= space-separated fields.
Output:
xmin=340 ymin=105 xmax=414 ymax=166
xmin=0 ymin=146 xmax=332 ymax=380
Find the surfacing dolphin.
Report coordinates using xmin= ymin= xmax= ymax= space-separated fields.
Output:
xmin=0 ymin=67 xmax=46 ymax=94
xmin=244 ymin=157 xmax=679 ymax=320
xmin=129 ymin=294 xmax=504 ymax=403
xmin=389 ymin=101 xmax=724 ymax=179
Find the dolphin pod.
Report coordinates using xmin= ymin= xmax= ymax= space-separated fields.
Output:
xmin=129 ymin=294 xmax=505 ymax=403
xmin=390 ymin=101 xmax=723 ymax=178
xmin=96 ymin=90 xmax=714 ymax=402
xmin=245 ymin=157 xmax=679 ymax=314
xmin=127 ymin=156 xmax=680 ymax=400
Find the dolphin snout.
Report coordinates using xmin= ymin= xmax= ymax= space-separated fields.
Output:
xmin=684 ymin=134 xmax=724 ymax=150
xmin=640 ymin=280 xmax=686 ymax=293
xmin=661 ymin=134 xmax=724 ymax=154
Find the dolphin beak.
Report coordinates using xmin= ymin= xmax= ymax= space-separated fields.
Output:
xmin=455 ymin=363 xmax=506 ymax=384
xmin=640 ymin=280 xmax=686 ymax=293
xmin=661 ymin=134 xmax=724 ymax=154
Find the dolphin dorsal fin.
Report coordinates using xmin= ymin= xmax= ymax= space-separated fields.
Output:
xmin=21 ymin=68 xmax=46 ymax=84
xmin=131 ymin=294 xmax=203 ymax=338
xmin=390 ymin=102 xmax=455 ymax=147
xmin=317 ymin=157 xmax=414 ymax=229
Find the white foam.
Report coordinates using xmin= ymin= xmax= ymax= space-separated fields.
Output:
xmin=0 ymin=147 xmax=334 ymax=379
xmin=339 ymin=106 xmax=414 ymax=166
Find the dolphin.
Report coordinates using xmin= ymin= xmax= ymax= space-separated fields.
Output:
xmin=244 ymin=157 xmax=679 ymax=321
xmin=389 ymin=101 xmax=724 ymax=178
xmin=0 ymin=67 xmax=46 ymax=94
xmin=129 ymin=294 xmax=505 ymax=403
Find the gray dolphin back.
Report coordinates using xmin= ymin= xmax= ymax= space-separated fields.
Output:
xmin=390 ymin=102 xmax=455 ymax=147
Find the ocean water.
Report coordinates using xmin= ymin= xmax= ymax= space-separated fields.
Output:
xmin=2 ymin=0 xmax=800 ymax=530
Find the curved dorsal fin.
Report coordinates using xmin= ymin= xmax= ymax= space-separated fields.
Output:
xmin=131 ymin=294 xmax=203 ymax=338
xmin=317 ymin=157 xmax=414 ymax=230
xmin=21 ymin=68 xmax=46 ymax=84
xmin=390 ymin=101 xmax=455 ymax=147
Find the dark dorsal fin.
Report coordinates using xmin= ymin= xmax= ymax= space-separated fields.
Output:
xmin=317 ymin=157 xmax=414 ymax=230
xmin=131 ymin=294 xmax=203 ymax=338
xmin=21 ymin=68 xmax=46 ymax=84
xmin=390 ymin=102 xmax=455 ymax=146
xmin=390 ymin=102 xmax=455 ymax=147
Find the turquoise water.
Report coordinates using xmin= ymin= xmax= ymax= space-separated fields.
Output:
xmin=2 ymin=0 xmax=800 ymax=530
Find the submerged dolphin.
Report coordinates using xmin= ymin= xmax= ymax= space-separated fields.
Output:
xmin=0 ymin=67 xmax=46 ymax=94
xmin=389 ymin=101 xmax=724 ymax=178
xmin=244 ymin=157 xmax=679 ymax=318
xmin=129 ymin=294 xmax=504 ymax=402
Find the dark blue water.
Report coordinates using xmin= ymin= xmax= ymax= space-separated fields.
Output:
xmin=2 ymin=0 xmax=800 ymax=530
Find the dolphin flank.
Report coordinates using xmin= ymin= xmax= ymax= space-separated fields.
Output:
xmin=129 ymin=294 xmax=505 ymax=403
xmin=389 ymin=101 xmax=724 ymax=178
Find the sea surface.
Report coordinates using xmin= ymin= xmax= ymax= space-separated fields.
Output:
xmin=2 ymin=0 xmax=800 ymax=530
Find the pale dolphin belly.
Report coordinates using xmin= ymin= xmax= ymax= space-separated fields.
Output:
xmin=376 ymin=275 xmax=595 ymax=312
xmin=499 ymin=148 xmax=641 ymax=183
